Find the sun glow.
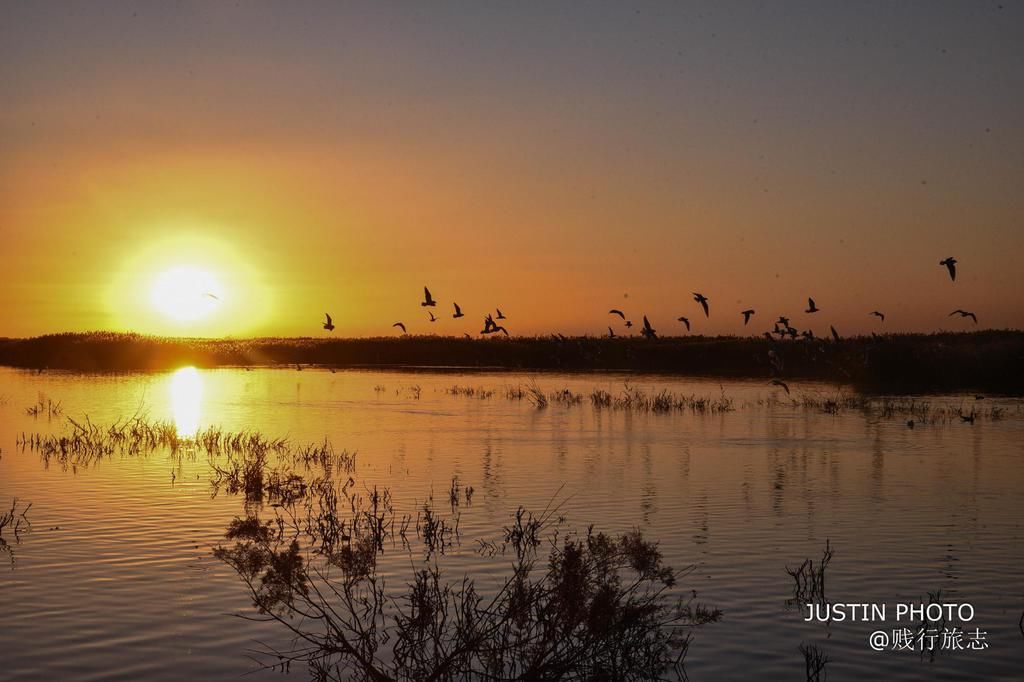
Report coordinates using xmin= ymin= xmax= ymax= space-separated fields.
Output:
xmin=151 ymin=265 xmax=225 ymax=321
xmin=107 ymin=229 xmax=274 ymax=336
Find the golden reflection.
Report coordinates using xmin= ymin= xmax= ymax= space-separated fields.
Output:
xmin=169 ymin=366 xmax=203 ymax=436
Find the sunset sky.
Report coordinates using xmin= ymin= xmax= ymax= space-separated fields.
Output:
xmin=2 ymin=1 xmax=1022 ymax=338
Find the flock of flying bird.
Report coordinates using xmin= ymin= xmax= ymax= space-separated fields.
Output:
xmin=319 ymin=257 xmax=977 ymax=339
xmin=323 ymin=287 xmax=510 ymax=338
xmin=603 ymin=256 xmax=976 ymax=341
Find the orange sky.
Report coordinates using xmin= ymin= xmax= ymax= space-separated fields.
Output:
xmin=2 ymin=2 xmax=1022 ymax=338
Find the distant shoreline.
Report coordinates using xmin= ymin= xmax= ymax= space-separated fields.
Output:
xmin=1 ymin=331 xmax=1022 ymax=394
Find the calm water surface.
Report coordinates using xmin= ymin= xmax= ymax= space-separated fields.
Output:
xmin=1 ymin=366 xmax=1022 ymax=680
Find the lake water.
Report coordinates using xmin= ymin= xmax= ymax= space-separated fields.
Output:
xmin=1 ymin=366 xmax=1022 ymax=680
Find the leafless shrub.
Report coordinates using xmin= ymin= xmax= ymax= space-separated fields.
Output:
xmin=786 ymin=540 xmax=833 ymax=608
xmin=799 ymin=642 xmax=828 ymax=682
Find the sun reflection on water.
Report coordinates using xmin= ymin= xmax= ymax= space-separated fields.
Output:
xmin=169 ymin=366 xmax=203 ymax=436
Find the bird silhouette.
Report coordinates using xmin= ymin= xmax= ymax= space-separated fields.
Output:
xmin=960 ymin=412 xmax=975 ymax=424
xmin=939 ymin=257 xmax=957 ymax=281
xmin=421 ymin=287 xmax=437 ymax=307
xmin=481 ymin=314 xmax=509 ymax=335
xmin=869 ymin=311 xmax=885 ymax=322
xmin=393 ymin=322 xmax=407 ymax=334
xmin=609 ymin=309 xmax=626 ymax=319
xmin=763 ymin=331 xmax=774 ymax=341
xmin=801 ymin=329 xmax=815 ymax=340
xmin=830 ymin=325 xmax=841 ymax=342
xmin=641 ymin=315 xmax=657 ymax=339
xmin=496 ymin=308 xmax=506 ymax=320
xmin=625 ymin=320 xmax=633 ymax=328
xmin=770 ymin=379 xmax=790 ymax=395
xmin=427 ymin=311 xmax=437 ymax=322
xmin=608 ymin=326 xmax=616 ymax=338
xmin=323 ymin=313 xmax=335 ymax=332
xmin=776 ymin=316 xmax=790 ymax=327
xmin=949 ymin=309 xmax=977 ymax=324
xmin=677 ymin=316 xmax=690 ymax=331
xmin=204 ymin=292 xmax=220 ymax=301
xmin=693 ymin=293 xmax=710 ymax=317
xmin=453 ymin=302 xmax=464 ymax=319
xmin=741 ymin=309 xmax=755 ymax=325
xmin=805 ymin=298 xmax=819 ymax=313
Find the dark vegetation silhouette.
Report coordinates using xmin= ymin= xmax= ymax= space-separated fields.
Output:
xmin=16 ymin=414 xmax=720 ymax=680
xmin=0 ymin=498 xmax=32 ymax=567
xmin=2 ymin=331 xmax=1022 ymax=393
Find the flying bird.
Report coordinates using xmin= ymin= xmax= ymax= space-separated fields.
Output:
xmin=481 ymin=314 xmax=497 ymax=334
xmin=323 ymin=313 xmax=335 ymax=332
xmin=625 ymin=320 xmax=633 ymax=328
xmin=741 ymin=309 xmax=755 ymax=325
xmin=939 ymin=257 xmax=957 ymax=281
xmin=393 ymin=322 xmax=407 ymax=334
xmin=805 ymin=298 xmax=819 ymax=313
xmin=427 ymin=311 xmax=437 ymax=322
xmin=830 ymin=325 xmax=841 ymax=342
xmin=421 ymin=287 xmax=437 ymax=307
xmin=608 ymin=326 xmax=616 ymax=338
xmin=609 ymin=309 xmax=626 ymax=319
xmin=693 ymin=293 xmax=710 ymax=317
xmin=204 ymin=292 xmax=220 ymax=301
xmin=641 ymin=315 xmax=657 ymax=339
xmin=453 ymin=302 xmax=464 ymax=319
xmin=776 ymin=316 xmax=790 ymax=327
xmin=677 ymin=316 xmax=690 ymax=331
xmin=949 ymin=309 xmax=977 ymax=324
xmin=496 ymin=308 xmax=506 ymax=320
xmin=770 ymin=379 xmax=790 ymax=395
xmin=869 ymin=311 xmax=885 ymax=322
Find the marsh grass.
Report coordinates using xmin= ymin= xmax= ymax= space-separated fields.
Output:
xmin=445 ymin=385 xmax=495 ymax=399
xmin=17 ymin=415 xmax=292 ymax=470
xmin=25 ymin=393 xmax=61 ymax=418
xmin=784 ymin=393 xmax=1011 ymax=424
xmin=526 ymin=382 xmax=548 ymax=409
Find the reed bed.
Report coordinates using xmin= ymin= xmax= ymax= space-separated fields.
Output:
xmin=778 ymin=393 xmax=1012 ymax=423
xmin=17 ymin=416 xmax=292 ymax=469
xmin=445 ymin=385 xmax=495 ymax=399
xmin=4 ymin=330 xmax=1022 ymax=394
xmin=25 ymin=394 xmax=62 ymax=418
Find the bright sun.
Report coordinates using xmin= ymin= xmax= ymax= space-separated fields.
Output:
xmin=150 ymin=265 xmax=225 ymax=321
